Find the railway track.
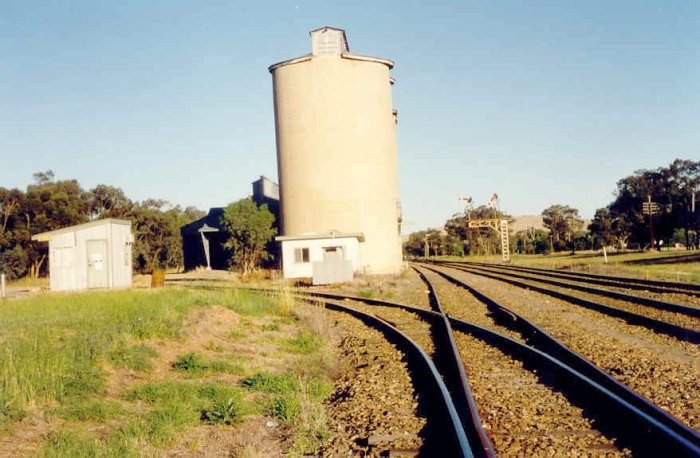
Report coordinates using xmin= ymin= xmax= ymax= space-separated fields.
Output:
xmin=449 ymin=260 xmax=700 ymax=298
xmin=436 ymin=261 xmax=700 ymax=314
xmin=427 ymin=261 xmax=700 ymax=344
xmin=167 ymin=277 xmax=700 ymax=456
xmin=419 ymin=264 xmax=700 ymax=432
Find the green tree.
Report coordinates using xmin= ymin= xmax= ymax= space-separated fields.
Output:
xmin=220 ymin=198 xmax=277 ymax=275
xmin=89 ymin=184 xmax=134 ymax=219
xmin=22 ymin=171 xmax=92 ymax=276
xmin=445 ymin=206 xmax=512 ymax=256
xmin=541 ymin=204 xmax=583 ymax=251
xmin=132 ymin=199 xmax=185 ymax=273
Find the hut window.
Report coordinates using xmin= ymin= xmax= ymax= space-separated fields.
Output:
xmin=294 ymin=248 xmax=310 ymax=263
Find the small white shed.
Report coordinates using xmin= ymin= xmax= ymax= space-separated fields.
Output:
xmin=31 ymin=219 xmax=134 ymax=291
xmin=276 ymin=231 xmax=364 ymax=284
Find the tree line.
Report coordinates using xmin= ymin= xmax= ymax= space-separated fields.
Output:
xmin=0 ymin=171 xmax=279 ymax=280
xmin=404 ymin=159 xmax=699 ymax=257
xmin=0 ymin=171 xmax=205 ymax=279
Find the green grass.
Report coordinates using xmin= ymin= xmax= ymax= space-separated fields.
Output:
xmin=241 ymin=369 xmax=334 ymax=453
xmin=115 ymin=401 xmax=195 ymax=446
xmin=121 ymin=381 xmax=252 ymax=441
xmin=37 ymin=430 xmax=138 ymax=457
xmin=356 ymin=289 xmax=376 ymax=299
xmin=0 ymin=288 xmax=281 ymax=415
xmin=227 ymin=329 xmax=247 ymax=340
xmin=55 ymin=398 xmax=121 ymax=422
xmin=108 ymin=342 xmax=157 ymax=372
xmin=242 ymin=370 xmax=332 ymax=424
xmin=262 ymin=322 xmax=280 ymax=332
xmin=0 ymin=289 xmax=202 ymax=411
xmin=241 ymin=372 xmax=301 ymax=393
xmin=282 ymin=331 xmax=323 ymax=354
xmin=1 ymin=286 xmax=335 ymax=455
xmin=269 ymin=395 xmax=301 ymax=421
xmin=171 ymin=352 xmax=243 ymax=376
xmin=200 ymin=394 xmax=247 ymax=425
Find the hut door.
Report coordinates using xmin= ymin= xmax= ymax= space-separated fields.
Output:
xmin=87 ymin=239 xmax=108 ymax=288
xmin=323 ymin=246 xmax=343 ymax=263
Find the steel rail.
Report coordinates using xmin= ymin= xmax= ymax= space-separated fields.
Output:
xmin=299 ymin=287 xmax=700 ymax=456
xmin=425 ymin=263 xmax=700 ymax=344
xmin=169 ymin=280 xmax=700 ymax=456
xmin=317 ymin=299 xmax=474 ymax=458
xmin=416 ymin=264 xmax=700 ymax=451
xmin=165 ymin=279 xmax=475 ymax=456
xmin=445 ymin=316 xmax=700 ymax=457
xmin=441 ymin=260 xmax=700 ymax=296
xmin=436 ymin=261 xmax=700 ymax=318
xmin=411 ymin=267 xmax=496 ymax=458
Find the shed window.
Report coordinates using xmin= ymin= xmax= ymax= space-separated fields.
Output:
xmin=294 ymin=248 xmax=310 ymax=263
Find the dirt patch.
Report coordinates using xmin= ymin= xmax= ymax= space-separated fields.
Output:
xmin=162 ymin=418 xmax=283 ymax=457
xmin=0 ymin=415 xmax=59 ymax=457
xmin=182 ymin=305 xmax=241 ymax=343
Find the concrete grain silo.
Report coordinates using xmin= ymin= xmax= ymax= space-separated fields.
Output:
xmin=270 ymin=27 xmax=402 ymax=279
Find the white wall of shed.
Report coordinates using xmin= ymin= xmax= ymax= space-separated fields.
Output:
xmin=47 ymin=222 xmax=133 ymax=291
xmin=48 ymin=231 xmax=76 ymax=291
xmin=109 ymin=223 xmax=133 ymax=289
xmin=281 ymin=237 xmax=361 ymax=279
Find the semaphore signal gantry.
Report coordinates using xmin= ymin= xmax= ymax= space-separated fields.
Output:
xmin=459 ymin=194 xmax=511 ymax=263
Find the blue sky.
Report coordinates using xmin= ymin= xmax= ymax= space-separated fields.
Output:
xmin=1 ymin=1 xmax=698 ymax=231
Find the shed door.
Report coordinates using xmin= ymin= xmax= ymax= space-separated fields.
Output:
xmin=323 ymin=246 xmax=344 ymax=263
xmin=87 ymin=239 xmax=109 ymax=288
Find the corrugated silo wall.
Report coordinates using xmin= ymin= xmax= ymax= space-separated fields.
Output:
xmin=272 ymin=55 xmax=402 ymax=274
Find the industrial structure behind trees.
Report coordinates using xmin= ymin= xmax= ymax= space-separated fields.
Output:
xmin=180 ymin=176 xmax=279 ymax=271
xmin=270 ymin=27 xmax=403 ymax=280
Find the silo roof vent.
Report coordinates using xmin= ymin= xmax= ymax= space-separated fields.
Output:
xmin=310 ymin=27 xmax=349 ymax=56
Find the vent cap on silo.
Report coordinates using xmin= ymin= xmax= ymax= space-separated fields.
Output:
xmin=310 ymin=27 xmax=349 ymax=55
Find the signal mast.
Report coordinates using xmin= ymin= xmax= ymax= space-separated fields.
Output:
xmin=460 ymin=194 xmax=511 ymax=263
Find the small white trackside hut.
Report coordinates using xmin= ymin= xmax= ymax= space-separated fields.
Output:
xmin=276 ymin=231 xmax=364 ymax=285
xmin=31 ymin=219 xmax=134 ymax=291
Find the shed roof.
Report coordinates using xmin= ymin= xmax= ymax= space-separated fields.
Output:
xmin=276 ymin=231 xmax=365 ymax=243
xmin=31 ymin=218 xmax=132 ymax=242
xmin=180 ymin=208 xmax=225 ymax=236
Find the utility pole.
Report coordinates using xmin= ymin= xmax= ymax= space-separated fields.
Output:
xmin=643 ymin=195 xmax=659 ymax=250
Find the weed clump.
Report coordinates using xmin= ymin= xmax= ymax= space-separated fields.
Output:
xmin=201 ymin=396 xmax=245 ymax=425
xmin=241 ymin=372 xmax=300 ymax=393
xmin=172 ymin=353 xmax=208 ymax=373
xmin=283 ymin=331 xmax=323 ymax=354
xmin=269 ymin=395 xmax=301 ymax=421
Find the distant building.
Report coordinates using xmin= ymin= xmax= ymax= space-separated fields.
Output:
xmin=181 ymin=176 xmax=279 ymax=271
xmin=270 ymin=27 xmax=403 ymax=281
xmin=31 ymin=219 xmax=133 ymax=291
